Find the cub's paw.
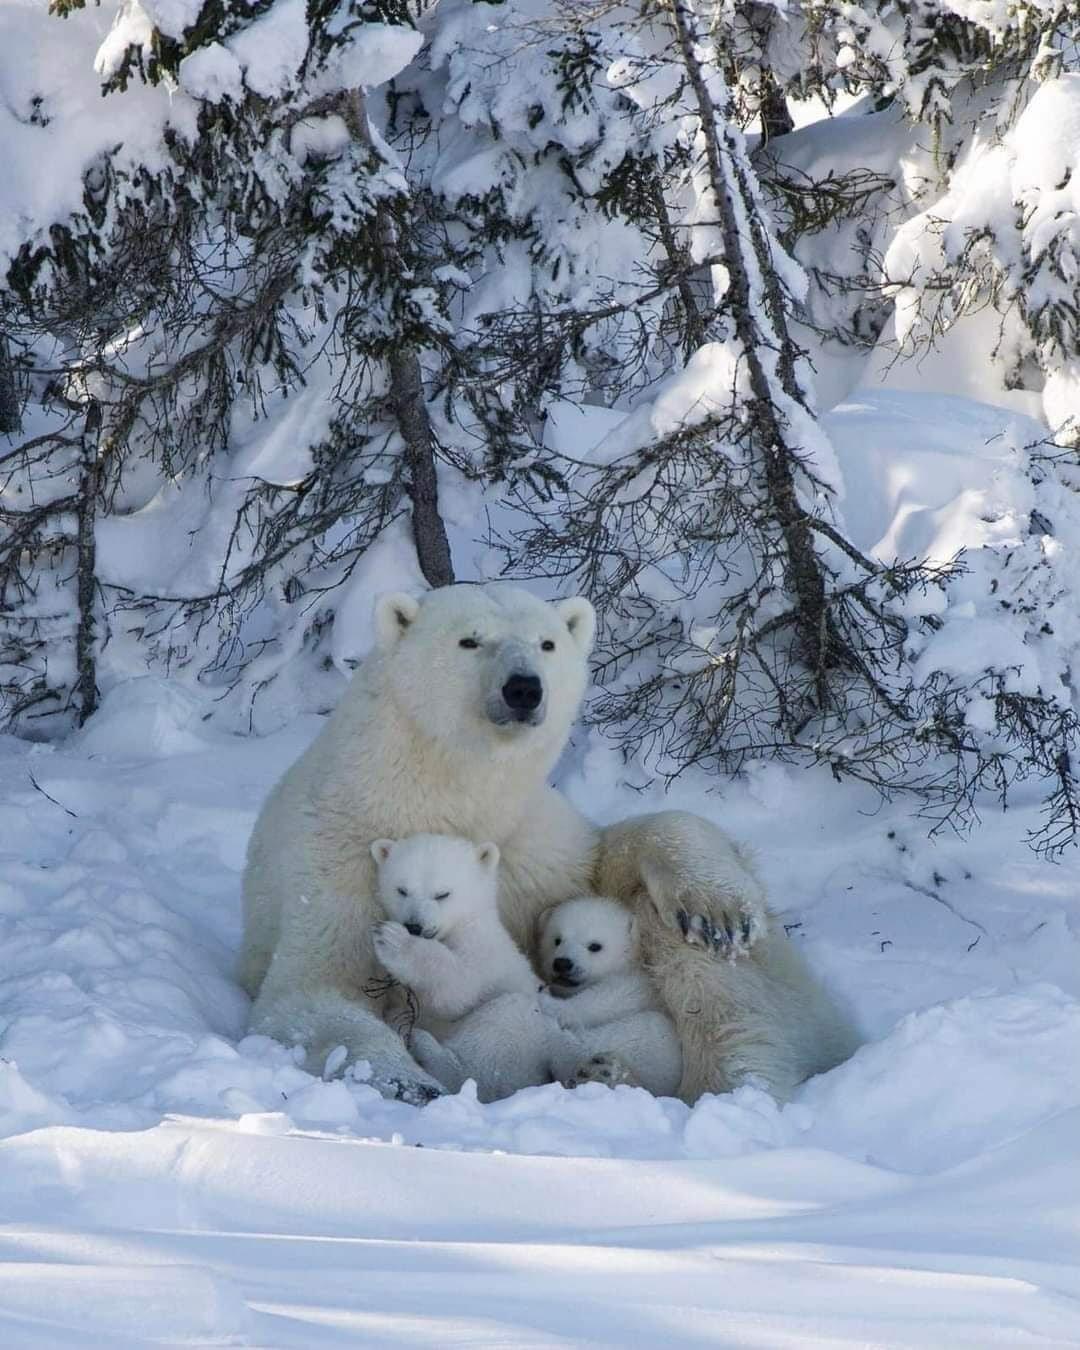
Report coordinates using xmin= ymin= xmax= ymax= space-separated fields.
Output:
xmin=537 ymin=987 xmax=567 ymax=1021
xmin=372 ymin=920 xmax=414 ymax=970
xmin=568 ymin=1052 xmax=641 ymax=1090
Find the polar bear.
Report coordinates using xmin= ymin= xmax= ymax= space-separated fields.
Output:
xmin=537 ymin=896 xmax=682 ymax=1097
xmin=369 ymin=833 xmax=568 ymax=1101
xmin=239 ymin=582 xmax=857 ymax=1104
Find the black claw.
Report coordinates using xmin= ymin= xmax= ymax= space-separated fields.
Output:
xmin=388 ymin=1077 xmax=442 ymax=1106
xmin=677 ymin=908 xmax=690 ymax=936
xmin=741 ymin=916 xmax=753 ymax=945
xmin=724 ymin=920 xmax=737 ymax=947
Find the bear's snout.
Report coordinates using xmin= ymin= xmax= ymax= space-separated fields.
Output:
xmin=552 ymin=956 xmax=573 ymax=975
xmin=404 ymin=921 xmax=424 ymax=937
xmin=501 ymin=672 xmax=543 ymax=718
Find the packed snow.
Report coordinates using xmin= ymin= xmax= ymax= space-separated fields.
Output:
xmin=1 ymin=390 xmax=1079 ymax=1344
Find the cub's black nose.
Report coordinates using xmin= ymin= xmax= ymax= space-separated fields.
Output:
xmin=405 ymin=922 xmax=424 ymax=937
xmin=552 ymin=956 xmax=573 ymax=975
xmin=502 ymin=673 xmax=543 ymax=713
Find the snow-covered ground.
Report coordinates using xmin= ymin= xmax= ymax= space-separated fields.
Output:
xmin=2 ymin=393 xmax=1080 ymax=1346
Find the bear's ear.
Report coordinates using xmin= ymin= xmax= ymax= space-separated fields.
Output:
xmin=554 ymin=596 xmax=596 ymax=655
xmin=373 ymin=592 xmax=421 ymax=650
xmin=370 ymin=838 xmax=395 ymax=866
xmin=476 ymin=841 xmax=500 ymax=871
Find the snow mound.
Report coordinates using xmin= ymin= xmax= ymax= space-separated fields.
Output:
xmin=799 ymin=986 xmax=1080 ymax=1172
xmin=76 ymin=677 xmax=210 ymax=758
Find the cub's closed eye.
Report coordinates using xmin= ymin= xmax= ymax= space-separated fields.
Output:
xmin=434 ymin=890 xmax=451 ymax=900
xmin=459 ymin=637 xmax=480 ymax=649
xmin=541 ymin=639 xmax=556 ymax=652
xmin=396 ymin=886 xmax=408 ymax=897
xmin=588 ymin=942 xmax=603 ymax=953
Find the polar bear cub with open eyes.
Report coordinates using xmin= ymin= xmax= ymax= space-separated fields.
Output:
xmin=539 ymin=896 xmax=682 ymax=1097
xmin=370 ymin=832 xmax=567 ymax=1102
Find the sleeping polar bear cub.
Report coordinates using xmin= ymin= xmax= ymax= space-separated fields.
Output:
xmin=370 ymin=833 xmax=569 ymax=1101
xmin=539 ymin=896 xmax=682 ymax=1097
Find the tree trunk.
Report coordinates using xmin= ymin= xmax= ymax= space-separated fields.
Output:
xmin=760 ymin=77 xmax=794 ymax=144
xmin=339 ymin=88 xmax=455 ymax=589
xmin=74 ymin=401 xmax=101 ymax=724
xmin=668 ymin=0 xmax=835 ymax=688
xmin=0 ymin=335 xmax=20 ymax=435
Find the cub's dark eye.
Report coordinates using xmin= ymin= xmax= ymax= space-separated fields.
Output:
xmin=459 ymin=637 xmax=480 ymax=649
xmin=541 ymin=639 xmax=556 ymax=652
xmin=396 ymin=886 xmax=408 ymax=898
xmin=588 ymin=942 xmax=603 ymax=953
xmin=553 ymin=937 xmax=561 ymax=946
xmin=434 ymin=890 xmax=450 ymax=901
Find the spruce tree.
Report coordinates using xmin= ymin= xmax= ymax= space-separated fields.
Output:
xmin=0 ymin=0 xmax=448 ymax=732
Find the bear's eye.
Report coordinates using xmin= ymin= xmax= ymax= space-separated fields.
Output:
xmin=396 ymin=886 xmax=408 ymax=898
xmin=459 ymin=637 xmax=480 ymax=650
xmin=553 ymin=937 xmax=561 ymax=947
xmin=434 ymin=890 xmax=450 ymax=901
xmin=541 ymin=639 xmax=556 ymax=652
xmin=588 ymin=942 xmax=603 ymax=953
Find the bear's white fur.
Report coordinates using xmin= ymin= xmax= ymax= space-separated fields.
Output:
xmin=537 ymin=896 xmax=682 ymax=1097
xmin=240 ymin=582 xmax=857 ymax=1103
xmin=370 ymin=833 xmax=566 ymax=1101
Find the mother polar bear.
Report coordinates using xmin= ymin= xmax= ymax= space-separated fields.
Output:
xmin=239 ymin=583 xmax=856 ymax=1103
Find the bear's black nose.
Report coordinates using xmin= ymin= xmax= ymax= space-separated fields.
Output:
xmin=552 ymin=956 xmax=573 ymax=974
xmin=404 ymin=922 xmax=424 ymax=937
xmin=502 ymin=673 xmax=543 ymax=713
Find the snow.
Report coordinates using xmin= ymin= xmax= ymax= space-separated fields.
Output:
xmin=0 ymin=1 xmax=195 ymax=272
xmin=226 ymin=0 xmax=308 ymax=98
xmin=1 ymin=392 xmax=1079 ymax=1343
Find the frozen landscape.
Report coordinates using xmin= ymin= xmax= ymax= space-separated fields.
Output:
xmin=1 ymin=391 xmax=1078 ymax=1346
xmin=3 ymin=0 xmax=1080 ymax=1343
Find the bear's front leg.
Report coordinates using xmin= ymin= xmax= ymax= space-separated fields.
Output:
xmin=597 ymin=811 xmax=768 ymax=959
xmin=249 ymin=977 xmax=444 ymax=1105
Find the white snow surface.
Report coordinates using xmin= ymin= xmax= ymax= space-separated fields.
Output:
xmin=2 ymin=391 xmax=1080 ymax=1343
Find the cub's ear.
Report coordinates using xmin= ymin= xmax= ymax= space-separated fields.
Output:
xmin=476 ymin=841 xmax=501 ymax=871
xmin=373 ymin=592 xmax=421 ymax=650
xmin=370 ymin=838 xmax=396 ymax=866
xmin=554 ymin=596 xmax=596 ymax=655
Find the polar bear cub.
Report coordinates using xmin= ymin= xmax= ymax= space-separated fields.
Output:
xmin=370 ymin=833 xmax=564 ymax=1102
xmin=539 ymin=896 xmax=682 ymax=1097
